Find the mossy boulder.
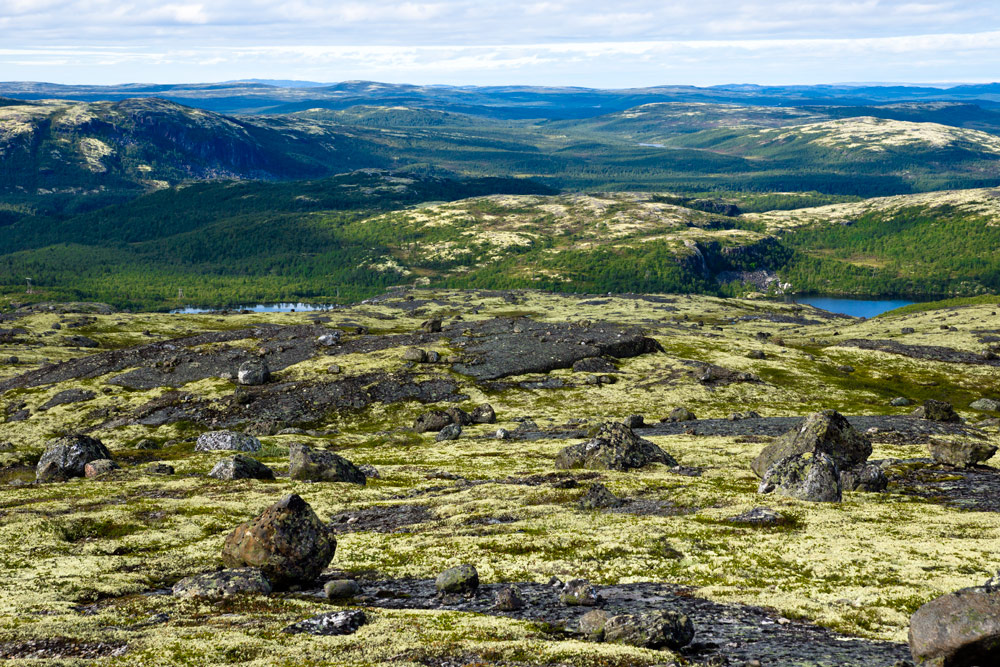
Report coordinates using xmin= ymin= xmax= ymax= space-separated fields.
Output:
xmin=172 ymin=568 xmax=272 ymax=598
xmin=288 ymin=443 xmax=366 ymax=485
xmin=578 ymin=483 xmax=623 ymax=509
xmin=83 ymin=458 xmax=120 ymax=478
xmin=435 ymin=564 xmax=479 ymax=594
xmin=36 ymin=435 xmax=111 ymax=482
xmin=555 ymin=422 xmax=678 ymax=471
xmin=909 ymin=586 xmax=1000 ymax=667
xmin=758 ymin=452 xmax=842 ymax=503
xmin=209 ymin=454 xmax=275 ymax=481
xmin=751 ymin=410 xmax=871 ymax=479
xmin=840 ymin=463 xmax=888 ymax=492
xmin=603 ymin=610 xmax=695 ymax=650
xmin=970 ymin=398 xmax=1000 ymax=412
xmin=324 ymin=579 xmax=361 ymax=599
xmin=221 ymin=494 xmax=336 ymax=589
xmin=928 ymin=440 xmax=998 ymax=468
xmin=913 ymin=399 xmax=961 ymax=423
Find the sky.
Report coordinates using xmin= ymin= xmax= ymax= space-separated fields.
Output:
xmin=1 ymin=1 xmax=999 ymax=87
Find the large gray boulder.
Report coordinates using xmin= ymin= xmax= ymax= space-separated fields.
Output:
xmin=237 ymin=359 xmax=270 ymax=386
xmin=555 ymin=422 xmax=677 ymax=471
xmin=196 ymin=430 xmax=261 ymax=453
xmin=436 ymin=564 xmax=479 ymax=594
xmin=172 ymin=568 xmax=272 ymax=598
xmin=970 ymin=398 xmax=1000 ymax=412
xmin=209 ymin=455 xmax=275 ymax=481
xmin=758 ymin=452 xmax=842 ymax=502
xmin=221 ymin=494 xmax=336 ymax=589
xmin=288 ymin=443 xmax=366 ymax=485
xmin=603 ymin=610 xmax=695 ymax=650
xmin=909 ymin=585 xmax=1000 ymax=666
xmin=36 ymin=435 xmax=112 ymax=482
xmin=928 ymin=440 xmax=997 ymax=468
xmin=751 ymin=410 xmax=871 ymax=478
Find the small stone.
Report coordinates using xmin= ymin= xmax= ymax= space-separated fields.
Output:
xmin=146 ymin=463 xmax=175 ymax=475
xmin=135 ymin=438 xmax=161 ymax=450
xmin=414 ymin=411 xmax=452 ymax=433
xmin=421 ymin=319 xmax=442 ymax=333
xmin=436 ymin=424 xmax=462 ymax=441
xmin=172 ymin=568 xmax=271 ymax=598
xmin=196 ymin=431 xmax=262 ymax=453
xmin=494 ymin=585 xmax=526 ymax=611
xmin=665 ymin=407 xmax=697 ymax=422
xmin=237 ymin=358 xmax=270 ymax=385
xmin=556 ymin=422 xmax=677 ymax=471
xmin=747 ymin=350 xmax=766 ymax=359
xmin=579 ymin=609 xmax=610 ymax=639
xmin=436 ymin=564 xmax=479 ymax=594
xmin=901 ymin=327 xmax=915 ymax=334
xmin=426 ymin=350 xmax=440 ymax=363
xmin=604 ymin=610 xmax=695 ymax=650
xmin=326 ymin=364 xmax=342 ymax=374
xmin=317 ymin=332 xmax=341 ymax=347
xmin=402 ymin=348 xmax=427 ymax=362
xmin=578 ymin=483 xmax=623 ymax=510
xmin=288 ymin=443 xmax=366 ymax=485
xmin=837 ymin=365 xmax=855 ymax=374
xmin=36 ymin=435 xmax=112 ymax=482
xmin=726 ymin=507 xmax=787 ymax=526
xmin=891 ymin=397 xmax=912 ymax=407
xmin=445 ymin=407 xmax=472 ymax=426
xmin=560 ymin=579 xmax=601 ymax=606
xmin=495 ymin=428 xmax=510 ymax=440
xmin=358 ymin=464 xmax=380 ymax=479
xmin=471 ymin=404 xmax=497 ymax=424
xmin=324 ymin=579 xmax=361 ymax=599
xmin=283 ymin=610 xmax=366 ymax=636
xmin=970 ymin=398 xmax=1000 ymax=412
xmin=913 ymin=399 xmax=961 ymax=423
xmin=840 ymin=464 xmax=889 ymax=492
xmin=83 ymin=459 xmax=120 ymax=478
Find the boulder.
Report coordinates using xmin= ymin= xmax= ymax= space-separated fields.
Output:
xmin=664 ymin=407 xmax=697 ymax=422
xmin=196 ymin=430 xmax=262 ymax=453
xmin=237 ymin=359 xmax=270 ymax=386
xmin=402 ymin=348 xmax=427 ymax=362
xmin=579 ymin=609 xmax=611 ymax=639
xmin=470 ymin=404 xmax=497 ymax=424
xmin=36 ymin=435 xmax=112 ymax=482
xmin=928 ymin=440 xmax=997 ymax=468
xmin=421 ymin=319 xmax=443 ymax=333
xmin=209 ymin=455 xmax=275 ymax=481
xmin=221 ymin=494 xmax=336 ymax=589
xmin=288 ymin=443 xmax=366 ymax=485
xmin=623 ymin=414 xmax=645 ymax=429
xmin=445 ymin=407 xmax=472 ymax=426
xmin=555 ymin=422 xmax=678 ymax=471
xmin=494 ymin=585 xmax=526 ymax=611
xmin=83 ymin=459 xmax=120 ymax=478
xmin=560 ymin=579 xmax=601 ymax=606
xmin=324 ymin=579 xmax=361 ymax=599
xmin=840 ymin=464 xmax=888 ymax=492
xmin=436 ymin=564 xmax=479 ymax=594
xmin=909 ymin=586 xmax=1000 ymax=667
xmin=146 ymin=462 xmax=175 ymax=475
xmin=603 ymin=610 xmax=695 ymax=650
xmin=913 ymin=399 xmax=961 ymax=423
xmin=283 ymin=610 xmax=367 ymax=636
xmin=317 ymin=332 xmax=341 ymax=347
xmin=572 ymin=357 xmax=618 ymax=374
xmin=495 ymin=428 xmax=511 ymax=440
xmin=751 ymin=410 xmax=871 ymax=478
xmin=725 ymin=507 xmax=787 ymax=526
xmin=971 ymin=398 xmax=1000 ymax=412
xmin=414 ymin=411 xmax=452 ymax=433
xmin=891 ymin=397 xmax=913 ymax=407
xmin=758 ymin=452 xmax=842 ymax=502
xmin=578 ymin=483 xmax=623 ymax=510
xmin=172 ymin=568 xmax=272 ymax=598
xmin=435 ymin=424 xmax=462 ymax=442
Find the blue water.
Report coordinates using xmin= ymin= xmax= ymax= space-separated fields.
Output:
xmin=790 ymin=296 xmax=919 ymax=318
xmin=172 ymin=302 xmax=337 ymax=314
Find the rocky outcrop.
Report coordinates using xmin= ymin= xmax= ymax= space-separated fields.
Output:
xmin=913 ymin=400 xmax=961 ymax=423
xmin=928 ymin=440 xmax=997 ymax=468
xmin=221 ymin=494 xmax=336 ymax=589
xmin=751 ymin=410 xmax=872 ymax=478
xmin=555 ymin=423 xmax=677 ymax=471
xmin=36 ymin=435 xmax=112 ymax=482
xmin=287 ymin=443 xmax=366 ymax=485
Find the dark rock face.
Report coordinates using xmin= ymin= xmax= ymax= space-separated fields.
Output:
xmin=436 ymin=564 xmax=479 ymax=594
xmin=909 ymin=586 xmax=1000 ymax=667
xmin=838 ymin=338 xmax=1000 ymax=367
xmin=840 ymin=464 xmax=888 ymax=492
xmin=555 ymin=422 xmax=678 ymax=471
xmin=914 ymin=400 xmax=962 ymax=423
xmin=237 ymin=359 xmax=270 ymax=386
xmin=39 ymin=389 xmax=96 ymax=411
xmin=208 ymin=454 xmax=275 ymax=481
xmin=758 ymin=452 xmax=843 ymax=502
xmin=283 ymin=610 xmax=367 ymax=636
xmin=172 ymin=568 xmax=272 ymax=598
xmin=751 ymin=410 xmax=872 ymax=478
xmin=287 ymin=443 xmax=366 ymax=485
xmin=221 ymin=494 xmax=336 ymax=589
xmin=195 ymin=431 xmax=262 ymax=453
xmin=928 ymin=440 xmax=998 ymax=468
xmin=603 ymin=610 xmax=695 ymax=650
xmin=36 ymin=435 xmax=112 ymax=481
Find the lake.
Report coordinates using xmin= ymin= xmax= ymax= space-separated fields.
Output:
xmin=172 ymin=302 xmax=338 ymax=314
xmin=788 ymin=295 xmax=920 ymax=318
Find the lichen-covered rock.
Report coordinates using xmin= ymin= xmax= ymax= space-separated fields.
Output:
xmin=283 ymin=610 xmax=366 ymax=636
xmin=435 ymin=423 xmax=462 ymax=441
xmin=840 ymin=464 xmax=888 ymax=492
xmin=909 ymin=586 xmax=1000 ymax=667
xmin=555 ymin=422 xmax=678 ymax=471
xmin=435 ymin=564 xmax=478 ymax=594
xmin=146 ymin=462 xmax=175 ymax=475
xmin=970 ymin=398 xmax=1000 ymax=412
xmin=402 ymin=348 xmax=427 ymax=362
xmin=726 ymin=507 xmax=787 ymax=526
xmin=324 ymin=579 xmax=361 ymax=599
xmin=445 ymin=407 xmax=472 ymax=426
xmin=603 ymin=610 xmax=695 ymax=650
xmin=414 ymin=411 xmax=452 ymax=433
xmin=470 ymin=403 xmax=496 ymax=424
xmin=172 ymin=568 xmax=271 ymax=598
xmin=579 ymin=609 xmax=610 ymax=640
xmin=928 ymin=440 xmax=998 ymax=468
xmin=83 ymin=459 xmax=120 ymax=478
xmin=36 ymin=435 xmax=111 ymax=482
xmin=237 ymin=358 xmax=270 ymax=386
xmin=751 ymin=410 xmax=871 ymax=478
xmin=494 ymin=585 xmax=526 ymax=611
xmin=221 ymin=494 xmax=336 ymax=589
xmin=623 ymin=414 xmax=645 ymax=429
xmin=578 ymin=483 xmax=623 ymax=509
xmin=913 ymin=399 xmax=961 ymax=423
xmin=560 ymin=579 xmax=601 ymax=606
xmin=288 ymin=443 xmax=366 ymax=485
xmin=195 ymin=430 xmax=262 ymax=453
xmin=665 ymin=407 xmax=697 ymax=422
xmin=759 ymin=452 xmax=842 ymax=502
xmin=209 ymin=454 xmax=275 ymax=481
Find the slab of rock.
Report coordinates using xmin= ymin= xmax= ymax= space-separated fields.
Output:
xmin=288 ymin=443 xmax=366 ymax=485
xmin=436 ymin=564 xmax=479 ymax=594
xmin=909 ymin=586 xmax=1000 ymax=667
xmin=759 ymin=452 xmax=842 ymax=502
xmin=195 ymin=431 xmax=261 ymax=453
xmin=36 ymin=435 xmax=112 ymax=482
xmin=555 ymin=422 xmax=677 ymax=471
xmin=751 ymin=410 xmax=871 ymax=478
xmin=209 ymin=455 xmax=275 ymax=481
xmin=970 ymin=398 xmax=1000 ymax=412
xmin=928 ymin=440 xmax=998 ymax=468
xmin=725 ymin=507 xmax=788 ymax=526
xmin=83 ymin=459 xmax=120 ymax=478
xmin=603 ymin=610 xmax=695 ymax=650
xmin=913 ymin=399 xmax=961 ymax=423
xmin=237 ymin=359 xmax=270 ymax=386
xmin=172 ymin=568 xmax=272 ymax=598
xmin=283 ymin=610 xmax=366 ymax=636
xmin=222 ymin=494 xmax=336 ymax=589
